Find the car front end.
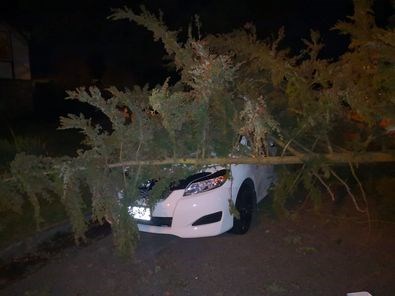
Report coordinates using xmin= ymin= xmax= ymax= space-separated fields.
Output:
xmin=130 ymin=169 xmax=234 ymax=238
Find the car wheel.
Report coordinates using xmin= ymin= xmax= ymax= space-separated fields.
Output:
xmin=230 ymin=183 xmax=256 ymax=234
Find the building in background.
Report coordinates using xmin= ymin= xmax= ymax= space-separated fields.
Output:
xmin=0 ymin=22 xmax=33 ymax=119
xmin=0 ymin=22 xmax=31 ymax=80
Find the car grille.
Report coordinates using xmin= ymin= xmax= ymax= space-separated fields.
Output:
xmin=137 ymin=216 xmax=172 ymax=227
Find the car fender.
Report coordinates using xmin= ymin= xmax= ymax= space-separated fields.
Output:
xmin=230 ymin=164 xmax=257 ymax=203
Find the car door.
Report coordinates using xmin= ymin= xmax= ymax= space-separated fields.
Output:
xmin=254 ymin=138 xmax=277 ymax=202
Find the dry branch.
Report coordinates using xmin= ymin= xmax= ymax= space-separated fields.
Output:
xmin=107 ymin=151 xmax=395 ymax=168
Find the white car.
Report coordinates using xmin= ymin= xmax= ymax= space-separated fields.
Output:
xmin=127 ymin=139 xmax=276 ymax=238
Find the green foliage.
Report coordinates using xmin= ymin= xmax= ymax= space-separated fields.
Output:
xmin=333 ymin=1 xmax=395 ymax=125
xmin=228 ymin=198 xmax=240 ymax=220
xmin=111 ymin=208 xmax=139 ymax=258
xmin=0 ymin=177 xmax=23 ymax=214
xmin=58 ymin=162 xmax=88 ymax=243
xmin=0 ymin=135 xmax=47 ymax=169
xmin=10 ymin=154 xmax=63 ymax=229
xmin=0 ymin=0 xmax=394 ymax=255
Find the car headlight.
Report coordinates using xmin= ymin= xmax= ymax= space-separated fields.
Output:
xmin=183 ymin=170 xmax=228 ymax=196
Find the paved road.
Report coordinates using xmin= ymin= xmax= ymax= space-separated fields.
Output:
xmin=1 ymin=210 xmax=394 ymax=296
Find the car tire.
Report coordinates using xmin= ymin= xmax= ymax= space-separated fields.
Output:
xmin=230 ymin=182 xmax=256 ymax=234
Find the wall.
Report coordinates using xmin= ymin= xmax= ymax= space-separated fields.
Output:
xmin=0 ymin=24 xmax=31 ymax=80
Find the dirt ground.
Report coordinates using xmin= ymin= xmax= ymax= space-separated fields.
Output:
xmin=1 ymin=200 xmax=395 ymax=296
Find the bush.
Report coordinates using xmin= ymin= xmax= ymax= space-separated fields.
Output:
xmin=0 ymin=136 xmax=47 ymax=170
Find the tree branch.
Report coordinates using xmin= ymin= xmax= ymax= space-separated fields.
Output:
xmin=330 ymin=169 xmax=365 ymax=213
xmin=107 ymin=151 xmax=395 ymax=168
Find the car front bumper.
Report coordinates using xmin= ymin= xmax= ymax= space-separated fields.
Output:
xmin=136 ymin=181 xmax=233 ymax=238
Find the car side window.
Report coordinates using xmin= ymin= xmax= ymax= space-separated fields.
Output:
xmin=238 ymin=135 xmax=277 ymax=156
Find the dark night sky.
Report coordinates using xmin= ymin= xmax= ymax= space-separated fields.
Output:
xmin=1 ymin=0 xmax=394 ymax=86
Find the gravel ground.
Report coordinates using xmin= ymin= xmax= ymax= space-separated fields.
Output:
xmin=1 ymin=204 xmax=394 ymax=296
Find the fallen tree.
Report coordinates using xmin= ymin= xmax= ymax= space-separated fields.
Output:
xmin=1 ymin=0 xmax=394 ymax=255
xmin=107 ymin=152 xmax=395 ymax=168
